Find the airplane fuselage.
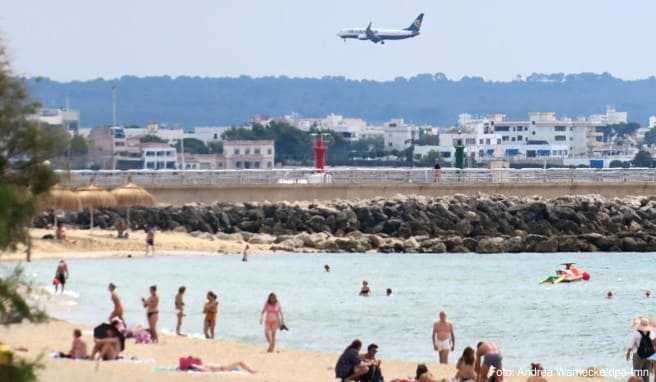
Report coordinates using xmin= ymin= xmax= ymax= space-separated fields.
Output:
xmin=337 ymin=28 xmax=419 ymax=43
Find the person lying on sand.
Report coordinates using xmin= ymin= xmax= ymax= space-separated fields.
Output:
xmin=57 ymin=329 xmax=88 ymax=359
xmin=188 ymin=361 xmax=256 ymax=374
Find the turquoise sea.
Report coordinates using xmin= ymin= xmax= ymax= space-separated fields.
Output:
xmin=5 ymin=252 xmax=655 ymax=375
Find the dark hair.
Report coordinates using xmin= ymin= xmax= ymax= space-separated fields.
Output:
xmin=73 ymin=329 xmax=82 ymax=337
xmin=462 ymin=347 xmax=475 ymax=365
xmin=416 ymin=364 xmax=429 ymax=379
xmin=150 ymin=285 xmax=157 ymax=292
xmin=109 ymin=283 xmax=116 ymax=290
xmin=267 ymin=292 xmax=278 ymax=305
xmin=477 ymin=341 xmax=484 ymax=349
xmin=57 ymin=221 xmax=64 ymax=227
xmin=386 ymin=288 xmax=392 ymax=294
xmin=345 ymin=340 xmax=362 ymax=352
xmin=208 ymin=291 xmax=217 ymax=299
xmin=367 ymin=343 xmax=378 ymax=352
xmin=531 ymin=363 xmax=544 ymax=376
xmin=178 ymin=286 xmax=186 ymax=293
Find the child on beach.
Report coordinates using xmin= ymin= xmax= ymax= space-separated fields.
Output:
xmin=260 ymin=292 xmax=285 ymax=353
xmin=203 ymin=291 xmax=219 ymax=339
xmin=145 ymin=227 xmax=155 ymax=255
xmin=55 ymin=221 xmax=66 ymax=240
xmin=175 ymin=286 xmax=186 ymax=336
xmin=141 ymin=285 xmax=159 ymax=343
xmin=58 ymin=329 xmax=88 ymax=359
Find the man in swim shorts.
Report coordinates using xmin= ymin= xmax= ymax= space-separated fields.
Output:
xmin=432 ymin=310 xmax=455 ymax=364
xmin=54 ymin=260 xmax=69 ymax=293
xmin=475 ymin=342 xmax=503 ymax=382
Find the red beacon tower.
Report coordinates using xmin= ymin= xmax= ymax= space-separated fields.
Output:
xmin=313 ymin=134 xmax=327 ymax=173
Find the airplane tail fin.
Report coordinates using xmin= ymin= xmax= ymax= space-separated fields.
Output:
xmin=405 ymin=13 xmax=424 ymax=32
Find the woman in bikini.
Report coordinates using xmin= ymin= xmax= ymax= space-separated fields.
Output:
xmin=141 ymin=285 xmax=159 ymax=343
xmin=175 ymin=286 xmax=186 ymax=336
xmin=260 ymin=292 xmax=285 ymax=353
xmin=203 ymin=291 xmax=219 ymax=339
xmin=455 ymin=347 xmax=477 ymax=382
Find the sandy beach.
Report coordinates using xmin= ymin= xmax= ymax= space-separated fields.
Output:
xmin=1 ymin=320 xmax=604 ymax=382
xmin=1 ymin=228 xmax=272 ymax=261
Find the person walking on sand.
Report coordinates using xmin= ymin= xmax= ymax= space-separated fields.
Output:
xmin=203 ymin=291 xmax=219 ymax=339
xmin=242 ymin=244 xmax=250 ymax=262
xmin=475 ymin=342 xmax=503 ymax=382
xmin=175 ymin=286 xmax=186 ymax=336
xmin=260 ymin=292 xmax=285 ymax=353
xmin=432 ymin=310 xmax=455 ymax=364
xmin=108 ymin=283 xmax=124 ymax=321
xmin=145 ymin=227 xmax=155 ymax=255
xmin=626 ymin=317 xmax=655 ymax=382
xmin=53 ymin=259 xmax=69 ymax=293
xmin=141 ymin=285 xmax=159 ymax=343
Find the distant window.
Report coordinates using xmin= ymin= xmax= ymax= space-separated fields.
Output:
xmin=511 ymin=137 xmax=516 ymax=142
xmin=213 ymin=133 xmax=218 ymax=139
xmin=234 ymin=149 xmax=240 ymax=155
xmin=236 ymin=161 xmax=242 ymax=168
xmin=479 ymin=139 xmax=483 ymax=144
xmin=441 ymin=152 xmax=451 ymax=158
xmin=166 ymin=161 xmax=176 ymax=169
xmin=267 ymin=161 xmax=272 ymax=168
xmin=254 ymin=148 xmax=261 ymax=154
xmin=156 ymin=151 xmax=164 ymax=156
xmin=495 ymin=126 xmax=510 ymax=132
xmin=245 ymin=148 xmax=250 ymax=155
xmin=555 ymin=126 xmax=566 ymax=132
xmin=146 ymin=162 xmax=155 ymax=169
xmin=502 ymin=136 xmax=509 ymax=141
xmin=253 ymin=161 xmax=260 ymax=169
xmin=485 ymin=139 xmax=491 ymax=145
xmin=244 ymin=161 xmax=251 ymax=169
xmin=532 ymin=131 xmax=536 ymax=135
xmin=517 ymin=135 xmax=523 ymax=141
xmin=268 ymin=148 xmax=272 ymax=154
xmin=146 ymin=151 xmax=155 ymax=156
xmin=555 ymin=135 xmax=566 ymax=141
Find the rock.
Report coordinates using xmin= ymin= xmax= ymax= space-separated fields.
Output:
xmin=270 ymin=238 xmax=304 ymax=252
xmin=421 ymin=239 xmax=447 ymax=253
xmin=477 ymin=237 xmax=507 ymax=253
xmin=402 ymin=237 xmax=420 ymax=252
xmin=248 ymin=234 xmax=277 ymax=245
xmin=450 ymin=245 xmax=470 ymax=253
xmin=215 ymin=232 xmax=244 ymax=242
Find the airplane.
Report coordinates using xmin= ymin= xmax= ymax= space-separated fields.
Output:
xmin=337 ymin=13 xmax=424 ymax=44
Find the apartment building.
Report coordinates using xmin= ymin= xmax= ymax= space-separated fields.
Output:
xmin=223 ymin=140 xmax=275 ymax=169
xmin=29 ymin=108 xmax=80 ymax=135
xmin=383 ymin=119 xmax=419 ymax=151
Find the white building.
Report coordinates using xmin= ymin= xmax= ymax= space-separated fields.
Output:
xmin=115 ymin=142 xmax=178 ymax=170
xmin=187 ymin=126 xmax=230 ymax=144
xmin=29 ymin=108 xmax=80 ymax=134
xmin=649 ymin=116 xmax=656 ymax=129
xmin=223 ymin=140 xmax=275 ymax=169
xmin=123 ymin=123 xmax=184 ymax=142
xmin=383 ymin=119 xmax=418 ymax=151
xmin=587 ymin=107 xmax=628 ymax=125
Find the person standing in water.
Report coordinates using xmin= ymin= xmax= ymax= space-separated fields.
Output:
xmin=141 ymin=285 xmax=159 ymax=343
xmin=203 ymin=291 xmax=219 ymax=339
xmin=53 ymin=260 xmax=69 ymax=293
xmin=324 ymin=264 xmax=330 ymax=272
xmin=108 ymin=283 xmax=124 ymax=322
xmin=242 ymin=244 xmax=250 ymax=262
xmin=145 ymin=227 xmax=155 ymax=256
xmin=432 ymin=311 xmax=455 ymax=364
xmin=260 ymin=292 xmax=285 ymax=353
xmin=175 ymin=286 xmax=186 ymax=336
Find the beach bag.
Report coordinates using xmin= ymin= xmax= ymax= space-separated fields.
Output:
xmin=637 ymin=331 xmax=655 ymax=358
xmin=179 ymin=356 xmax=202 ymax=371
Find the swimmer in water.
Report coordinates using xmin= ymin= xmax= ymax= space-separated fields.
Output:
xmin=324 ymin=264 xmax=330 ymax=272
xmin=359 ymin=281 xmax=371 ymax=297
xmin=646 ymin=290 xmax=651 ymax=298
xmin=607 ymin=291 xmax=613 ymax=299
xmin=386 ymin=288 xmax=392 ymax=296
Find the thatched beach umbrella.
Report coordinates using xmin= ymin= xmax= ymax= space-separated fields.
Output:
xmin=39 ymin=184 xmax=82 ymax=227
xmin=76 ymin=184 xmax=117 ymax=230
xmin=110 ymin=182 xmax=155 ymax=229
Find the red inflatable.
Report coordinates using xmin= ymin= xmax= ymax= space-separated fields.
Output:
xmin=582 ymin=272 xmax=590 ymax=281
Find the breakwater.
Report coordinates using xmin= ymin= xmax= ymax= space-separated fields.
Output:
xmin=36 ymin=194 xmax=656 ymax=253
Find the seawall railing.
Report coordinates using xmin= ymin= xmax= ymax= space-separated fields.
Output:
xmin=57 ymin=168 xmax=656 ymax=188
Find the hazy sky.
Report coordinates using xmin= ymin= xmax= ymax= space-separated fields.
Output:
xmin=2 ymin=0 xmax=655 ymax=81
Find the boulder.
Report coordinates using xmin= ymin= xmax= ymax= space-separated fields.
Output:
xmin=477 ymin=237 xmax=507 ymax=253
xmin=248 ymin=234 xmax=277 ymax=245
